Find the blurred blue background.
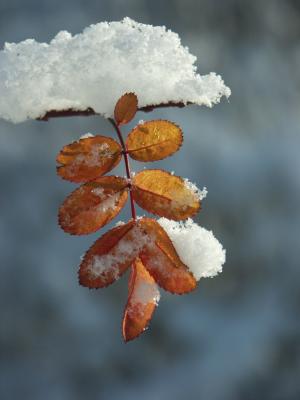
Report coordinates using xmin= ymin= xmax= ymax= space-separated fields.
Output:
xmin=0 ymin=1 xmax=299 ymax=399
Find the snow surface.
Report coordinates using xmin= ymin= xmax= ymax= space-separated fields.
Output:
xmin=0 ymin=17 xmax=230 ymax=123
xmin=158 ymin=218 xmax=225 ymax=280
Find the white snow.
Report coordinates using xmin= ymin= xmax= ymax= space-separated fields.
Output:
xmin=79 ymin=133 xmax=94 ymax=139
xmin=170 ymin=178 xmax=206 ymax=211
xmin=128 ymin=278 xmax=160 ymax=319
xmin=183 ymin=179 xmax=208 ymax=201
xmin=91 ymin=187 xmax=121 ymax=213
xmin=88 ymin=225 xmax=149 ymax=279
xmin=0 ymin=17 xmax=230 ymax=123
xmin=77 ymin=142 xmax=112 ymax=167
xmin=158 ymin=218 xmax=226 ymax=280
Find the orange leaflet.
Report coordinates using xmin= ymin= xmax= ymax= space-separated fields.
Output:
xmin=132 ymin=169 xmax=200 ymax=220
xmin=139 ymin=218 xmax=197 ymax=294
xmin=122 ymin=257 xmax=160 ymax=342
xmin=126 ymin=120 xmax=183 ymax=162
xmin=56 ymin=135 xmax=122 ymax=183
xmin=79 ymin=220 xmax=148 ymax=289
xmin=58 ymin=176 xmax=128 ymax=235
xmin=114 ymin=92 xmax=138 ymax=126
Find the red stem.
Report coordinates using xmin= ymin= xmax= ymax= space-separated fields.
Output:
xmin=109 ymin=118 xmax=136 ymax=220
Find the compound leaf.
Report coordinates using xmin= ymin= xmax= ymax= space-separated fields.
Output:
xmin=58 ymin=176 xmax=128 ymax=235
xmin=132 ymin=169 xmax=200 ymax=220
xmin=57 ymin=135 xmax=122 ymax=183
xmin=126 ymin=120 xmax=183 ymax=162
xmin=139 ymin=218 xmax=197 ymax=294
xmin=114 ymin=93 xmax=138 ymax=125
xmin=122 ymin=257 xmax=160 ymax=342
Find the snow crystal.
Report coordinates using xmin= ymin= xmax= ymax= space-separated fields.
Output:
xmin=79 ymin=133 xmax=94 ymax=139
xmin=184 ymin=179 xmax=208 ymax=201
xmin=158 ymin=218 xmax=225 ymax=280
xmin=0 ymin=18 xmax=230 ymax=123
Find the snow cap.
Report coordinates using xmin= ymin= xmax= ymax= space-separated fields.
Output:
xmin=0 ymin=18 xmax=230 ymax=123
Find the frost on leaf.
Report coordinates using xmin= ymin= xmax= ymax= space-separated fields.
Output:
xmin=126 ymin=120 xmax=183 ymax=162
xmin=79 ymin=221 xmax=148 ymax=288
xmin=0 ymin=18 xmax=230 ymax=123
xmin=139 ymin=218 xmax=196 ymax=294
xmin=158 ymin=218 xmax=226 ymax=281
xmin=183 ymin=179 xmax=208 ymax=201
xmin=114 ymin=93 xmax=138 ymax=126
xmin=58 ymin=176 xmax=128 ymax=235
xmin=122 ymin=257 xmax=160 ymax=342
xmin=132 ymin=170 xmax=200 ymax=220
xmin=56 ymin=136 xmax=122 ymax=183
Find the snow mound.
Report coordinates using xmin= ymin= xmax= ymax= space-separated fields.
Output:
xmin=0 ymin=17 xmax=231 ymax=123
xmin=158 ymin=218 xmax=225 ymax=280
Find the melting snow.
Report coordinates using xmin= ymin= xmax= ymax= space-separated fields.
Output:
xmin=0 ymin=17 xmax=230 ymax=123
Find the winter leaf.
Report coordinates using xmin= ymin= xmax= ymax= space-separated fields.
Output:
xmin=57 ymin=136 xmax=122 ymax=183
xmin=79 ymin=220 xmax=148 ymax=289
xmin=126 ymin=120 xmax=183 ymax=162
xmin=114 ymin=92 xmax=138 ymax=126
xmin=132 ymin=169 xmax=201 ymax=220
xmin=122 ymin=257 xmax=160 ymax=342
xmin=58 ymin=176 xmax=128 ymax=235
xmin=139 ymin=218 xmax=197 ymax=294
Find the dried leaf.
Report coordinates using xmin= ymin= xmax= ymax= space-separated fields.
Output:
xmin=126 ymin=120 xmax=183 ymax=161
xmin=139 ymin=218 xmax=197 ymax=294
xmin=58 ymin=176 xmax=128 ymax=235
xmin=57 ymin=136 xmax=122 ymax=183
xmin=122 ymin=258 xmax=160 ymax=342
xmin=79 ymin=220 xmax=148 ymax=289
xmin=132 ymin=169 xmax=200 ymax=220
xmin=114 ymin=93 xmax=138 ymax=125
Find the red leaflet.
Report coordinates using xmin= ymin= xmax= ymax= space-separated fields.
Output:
xmin=58 ymin=176 xmax=128 ymax=235
xmin=132 ymin=169 xmax=200 ymax=220
xmin=114 ymin=92 xmax=138 ymax=125
xmin=79 ymin=221 xmax=138 ymax=289
xmin=122 ymin=258 xmax=160 ymax=342
xmin=139 ymin=218 xmax=197 ymax=294
xmin=57 ymin=135 xmax=122 ymax=183
xmin=126 ymin=120 xmax=183 ymax=162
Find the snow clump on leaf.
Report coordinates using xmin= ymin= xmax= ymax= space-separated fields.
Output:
xmin=158 ymin=218 xmax=226 ymax=281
